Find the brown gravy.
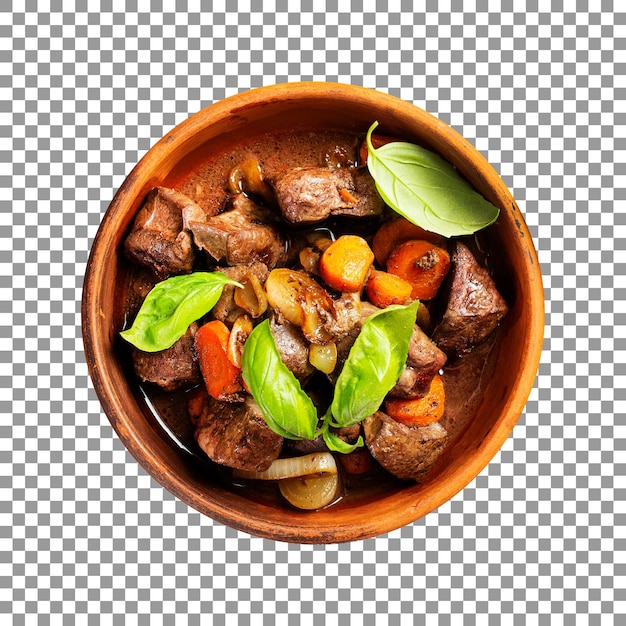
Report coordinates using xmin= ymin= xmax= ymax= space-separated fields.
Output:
xmin=175 ymin=129 xmax=361 ymax=217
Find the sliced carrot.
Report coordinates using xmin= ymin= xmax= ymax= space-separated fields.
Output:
xmin=338 ymin=187 xmax=359 ymax=205
xmin=194 ymin=320 xmax=243 ymax=400
xmin=187 ymin=385 xmax=208 ymax=425
xmin=383 ymin=374 xmax=445 ymax=427
xmin=365 ymin=269 xmax=413 ymax=308
xmin=386 ymin=239 xmax=450 ymax=301
xmin=318 ymin=235 xmax=375 ymax=293
xmin=372 ymin=217 xmax=446 ymax=266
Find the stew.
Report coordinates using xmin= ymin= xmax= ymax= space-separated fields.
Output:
xmin=118 ymin=126 xmax=508 ymax=511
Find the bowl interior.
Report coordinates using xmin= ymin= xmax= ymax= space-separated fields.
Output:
xmin=82 ymin=83 xmax=543 ymax=543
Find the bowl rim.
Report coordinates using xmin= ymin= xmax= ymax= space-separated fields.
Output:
xmin=82 ymin=81 xmax=544 ymax=543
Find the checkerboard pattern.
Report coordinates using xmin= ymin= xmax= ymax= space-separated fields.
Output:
xmin=3 ymin=3 xmax=623 ymax=623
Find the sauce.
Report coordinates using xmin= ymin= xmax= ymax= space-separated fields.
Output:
xmin=176 ymin=129 xmax=360 ymax=217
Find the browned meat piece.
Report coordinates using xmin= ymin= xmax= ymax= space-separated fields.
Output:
xmin=130 ymin=323 xmax=201 ymax=392
xmin=124 ymin=266 xmax=157 ymax=320
xmin=363 ymin=411 xmax=448 ymax=482
xmin=183 ymin=194 xmax=285 ymax=269
xmin=388 ymin=324 xmax=447 ymax=398
xmin=123 ymin=187 xmax=196 ymax=278
xmin=212 ymin=261 xmax=269 ymax=325
xmin=272 ymin=166 xmax=384 ymax=224
xmin=269 ymin=316 xmax=314 ymax=383
xmin=328 ymin=302 xmax=377 ymax=385
xmin=300 ymin=289 xmax=362 ymax=346
xmin=193 ymin=395 xmax=283 ymax=472
xmin=439 ymin=334 xmax=498 ymax=442
xmin=283 ymin=437 xmax=327 ymax=456
xmin=326 ymin=292 xmax=362 ymax=340
xmin=431 ymin=242 xmax=509 ymax=356
xmin=333 ymin=422 xmax=362 ymax=444
xmin=337 ymin=167 xmax=385 ymax=218
xmin=272 ymin=167 xmax=348 ymax=224
xmin=264 ymin=268 xmax=362 ymax=346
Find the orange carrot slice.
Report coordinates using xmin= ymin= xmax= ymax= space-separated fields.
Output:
xmin=195 ymin=320 xmax=243 ymax=400
xmin=386 ymin=239 xmax=450 ymax=300
xmin=372 ymin=217 xmax=446 ymax=266
xmin=383 ymin=374 xmax=445 ymax=427
xmin=365 ymin=269 xmax=413 ymax=308
xmin=319 ymin=235 xmax=375 ymax=292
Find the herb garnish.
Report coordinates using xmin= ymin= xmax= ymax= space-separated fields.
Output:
xmin=320 ymin=300 xmax=419 ymax=452
xmin=241 ymin=302 xmax=419 ymax=453
xmin=365 ymin=121 xmax=500 ymax=237
xmin=327 ymin=300 xmax=419 ymax=427
xmin=120 ymin=272 xmax=242 ymax=352
xmin=241 ymin=319 xmax=318 ymax=440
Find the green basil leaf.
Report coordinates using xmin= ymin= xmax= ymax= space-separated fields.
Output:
xmin=366 ymin=121 xmax=500 ymax=237
xmin=241 ymin=319 xmax=318 ymax=440
xmin=120 ymin=272 xmax=242 ymax=352
xmin=321 ymin=426 xmax=364 ymax=454
xmin=329 ymin=300 xmax=420 ymax=427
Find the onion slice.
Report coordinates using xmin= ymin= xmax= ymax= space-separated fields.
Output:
xmin=234 ymin=274 xmax=268 ymax=318
xmin=279 ymin=473 xmax=340 ymax=510
xmin=232 ymin=452 xmax=337 ymax=481
xmin=309 ymin=343 xmax=337 ymax=374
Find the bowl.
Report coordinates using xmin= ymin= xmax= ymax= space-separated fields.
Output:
xmin=82 ymin=82 xmax=543 ymax=543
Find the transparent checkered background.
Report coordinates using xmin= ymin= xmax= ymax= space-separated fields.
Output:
xmin=2 ymin=2 xmax=624 ymax=624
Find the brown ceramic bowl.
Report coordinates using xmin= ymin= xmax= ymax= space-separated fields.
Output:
xmin=82 ymin=82 xmax=543 ymax=543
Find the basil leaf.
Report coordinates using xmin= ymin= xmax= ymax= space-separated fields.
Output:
xmin=321 ymin=423 xmax=364 ymax=454
xmin=120 ymin=272 xmax=242 ymax=352
xmin=241 ymin=319 xmax=318 ymax=440
xmin=366 ymin=121 xmax=500 ymax=237
xmin=329 ymin=300 xmax=419 ymax=428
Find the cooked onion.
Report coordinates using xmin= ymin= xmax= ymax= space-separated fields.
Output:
xmin=309 ymin=342 xmax=337 ymax=374
xmin=298 ymin=235 xmax=335 ymax=275
xmin=279 ymin=473 xmax=340 ymax=510
xmin=227 ymin=314 xmax=253 ymax=368
xmin=228 ymin=158 xmax=273 ymax=202
xmin=306 ymin=232 xmax=334 ymax=251
xmin=265 ymin=268 xmax=306 ymax=326
xmin=265 ymin=268 xmax=337 ymax=344
xmin=232 ymin=452 xmax=337 ymax=481
xmin=300 ymin=289 xmax=334 ymax=345
xmin=298 ymin=246 xmax=321 ymax=275
xmin=234 ymin=273 xmax=268 ymax=318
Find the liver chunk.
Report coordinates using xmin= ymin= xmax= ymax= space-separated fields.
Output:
xmin=130 ymin=323 xmax=201 ymax=392
xmin=363 ymin=411 xmax=448 ymax=482
xmin=431 ymin=242 xmax=508 ymax=356
xmin=192 ymin=394 xmax=283 ymax=472
xmin=123 ymin=187 xmax=196 ymax=278
xmin=272 ymin=166 xmax=384 ymax=224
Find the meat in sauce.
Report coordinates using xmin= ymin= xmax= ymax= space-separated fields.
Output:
xmin=124 ymin=186 xmax=197 ymax=278
xmin=119 ymin=128 xmax=508 ymax=510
